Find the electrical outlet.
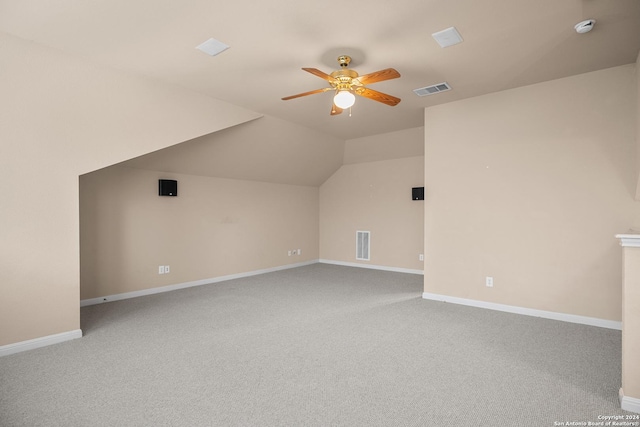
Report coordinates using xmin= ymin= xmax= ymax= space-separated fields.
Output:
xmin=288 ymin=250 xmax=292 ymax=256
xmin=158 ymin=265 xmax=165 ymax=274
xmin=164 ymin=265 xmax=170 ymax=274
xmin=486 ymin=276 xmax=494 ymax=287
xmin=419 ymin=254 xmax=424 ymax=261
xmin=297 ymin=249 xmax=301 ymax=255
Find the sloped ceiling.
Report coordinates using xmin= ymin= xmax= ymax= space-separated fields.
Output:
xmin=1 ymin=0 xmax=639 ymax=141
xmin=121 ymin=116 xmax=345 ymax=186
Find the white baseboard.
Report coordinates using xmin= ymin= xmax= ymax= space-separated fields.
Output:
xmin=0 ymin=329 xmax=82 ymax=357
xmin=422 ymin=292 xmax=621 ymax=330
xmin=620 ymin=388 xmax=640 ymax=414
xmin=319 ymin=259 xmax=424 ymax=275
xmin=81 ymin=260 xmax=320 ymax=307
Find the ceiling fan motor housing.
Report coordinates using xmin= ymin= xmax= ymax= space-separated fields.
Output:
xmin=330 ymin=69 xmax=359 ymax=91
xmin=337 ymin=55 xmax=352 ymax=68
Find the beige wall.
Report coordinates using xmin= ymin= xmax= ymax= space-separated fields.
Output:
xmin=623 ymin=53 xmax=640 ymax=404
xmin=320 ymin=128 xmax=424 ymax=270
xmin=80 ymin=166 xmax=319 ymax=299
xmin=636 ymin=51 xmax=640 ymax=201
xmin=0 ymin=33 xmax=259 ymax=346
xmin=424 ymin=64 xmax=640 ymax=321
xmin=83 ymin=127 xmax=422 ymax=300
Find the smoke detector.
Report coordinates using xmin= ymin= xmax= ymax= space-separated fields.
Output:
xmin=574 ymin=19 xmax=595 ymax=34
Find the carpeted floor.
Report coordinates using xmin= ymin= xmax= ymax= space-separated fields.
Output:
xmin=0 ymin=264 xmax=630 ymax=426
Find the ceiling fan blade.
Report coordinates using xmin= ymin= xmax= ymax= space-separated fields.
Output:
xmin=302 ymin=68 xmax=337 ymax=83
xmin=355 ymin=87 xmax=401 ymax=106
xmin=330 ymin=104 xmax=343 ymax=116
xmin=282 ymin=87 xmax=332 ymax=100
xmin=353 ymin=68 xmax=400 ymax=86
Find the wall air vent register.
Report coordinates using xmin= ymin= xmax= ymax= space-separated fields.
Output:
xmin=356 ymin=231 xmax=370 ymax=261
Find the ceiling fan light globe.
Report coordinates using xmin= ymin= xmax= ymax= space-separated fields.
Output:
xmin=334 ymin=91 xmax=355 ymax=109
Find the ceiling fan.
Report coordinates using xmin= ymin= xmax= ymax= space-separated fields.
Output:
xmin=281 ymin=55 xmax=401 ymax=115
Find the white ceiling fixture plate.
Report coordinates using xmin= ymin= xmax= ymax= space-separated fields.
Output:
xmin=431 ymin=27 xmax=464 ymax=48
xmin=196 ymin=38 xmax=230 ymax=56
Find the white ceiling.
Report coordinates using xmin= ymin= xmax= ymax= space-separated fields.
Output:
xmin=1 ymin=0 xmax=639 ymax=141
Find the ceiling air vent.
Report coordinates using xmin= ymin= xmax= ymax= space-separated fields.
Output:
xmin=413 ymin=82 xmax=451 ymax=97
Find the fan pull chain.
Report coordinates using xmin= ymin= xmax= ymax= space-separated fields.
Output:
xmin=349 ymin=107 xmax=352 ymax=117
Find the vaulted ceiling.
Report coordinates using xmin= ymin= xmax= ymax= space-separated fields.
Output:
xmin=2 ymin=0 xmax=639 ymax=142
xmin=121 ymin=116 xmax=348 ymax=186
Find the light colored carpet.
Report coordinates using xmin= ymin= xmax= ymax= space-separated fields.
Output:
xmin=0 ymin=264 xmax=628 ymax=426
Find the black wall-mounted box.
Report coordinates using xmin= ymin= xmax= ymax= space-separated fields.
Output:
xmin=412 ymin=187 xmax=424 ymax=200
xmin=159 ymin=179 xmax=178 ymax=196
